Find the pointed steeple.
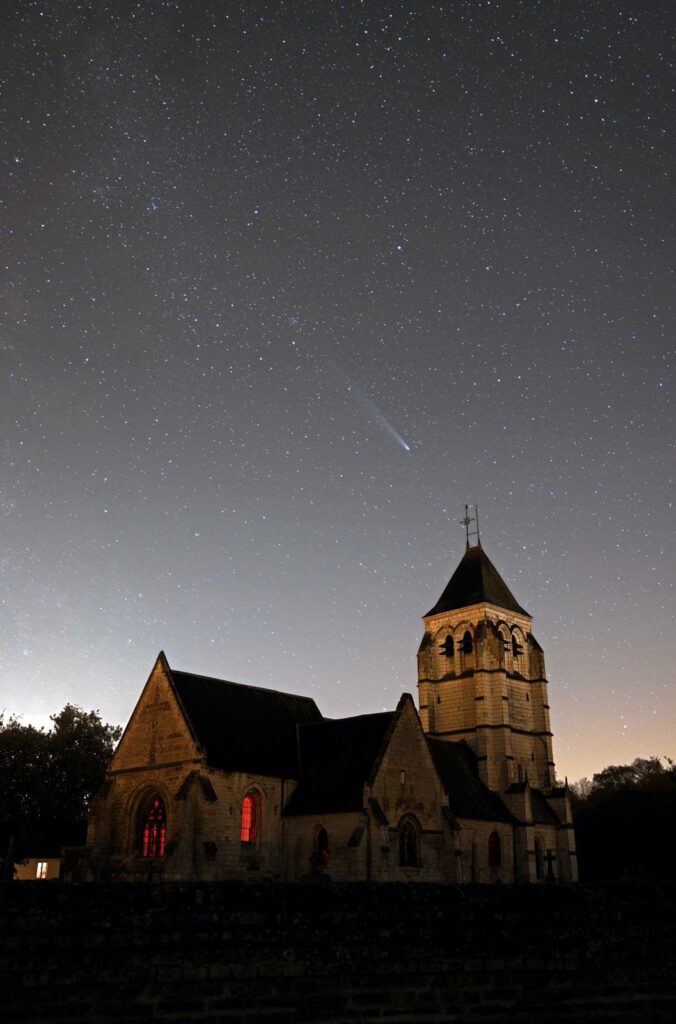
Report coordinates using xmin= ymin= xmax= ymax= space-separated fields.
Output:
xmin=426 ymin=545 xmax=528 ymax=617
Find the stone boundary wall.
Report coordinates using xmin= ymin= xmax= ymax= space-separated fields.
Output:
xmin=2 ymin=881 xmax=675 ymax=1023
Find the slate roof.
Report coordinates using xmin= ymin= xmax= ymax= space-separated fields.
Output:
xmin=530 ymin=788 xmax=560 ymax=825
xmin=426 ymin=545 xmax=528 ymax=617
xmin=169 ymin=669 xmax=322 ymax=778
xmin=426 ymin=738 xmax=515 ymax=823
xmin=283 ymin=712 xmax=395 ymax=816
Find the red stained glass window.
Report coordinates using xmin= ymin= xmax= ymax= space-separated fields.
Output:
xmin=240 ymin=794 xmax=257 ymax=843
xmin=142 ymin=797 xmax=166 ymax=859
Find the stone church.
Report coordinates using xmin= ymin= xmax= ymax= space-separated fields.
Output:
xmin=83 ymin=541 xmax=577 ymax=884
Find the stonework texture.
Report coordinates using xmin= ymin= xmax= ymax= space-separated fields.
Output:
xmin=2 ymin=881 xmax=675 ymax=1023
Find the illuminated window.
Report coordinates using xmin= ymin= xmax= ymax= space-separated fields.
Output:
xmin=36 ymin=861 xmax=48 ymax=879
xmin=142 ymin=797 xmax=166 ymax=859
xmin=315 ymin=827 xmax=330 ymax=867
xmin=488 ymin=832 xmax=501 ymax=869
xmin=399 ymin=818 xmax=420 ymax=868
xmin=240 ymin=793 xmax=260 ymax=843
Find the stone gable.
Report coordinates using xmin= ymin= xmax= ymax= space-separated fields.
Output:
xmin=110 ymin=653 xmax=201 ymax=774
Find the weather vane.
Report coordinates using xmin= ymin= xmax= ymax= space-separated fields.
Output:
xmin=460 ymin=504 xmax=481 ymax=549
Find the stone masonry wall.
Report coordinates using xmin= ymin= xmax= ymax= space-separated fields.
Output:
xmin=2 ymin=881 xmax=675 ymax=1023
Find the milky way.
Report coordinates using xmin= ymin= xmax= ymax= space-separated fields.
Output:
xmin=1 ymin=1 xmax=673 ymax=780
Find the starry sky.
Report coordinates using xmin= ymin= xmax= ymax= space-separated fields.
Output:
xmin=2 ymin=0 xmax=673 ymax=782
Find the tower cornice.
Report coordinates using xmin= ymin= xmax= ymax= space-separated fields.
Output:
xmin=424 ymin=602 xmax=533 ymax=627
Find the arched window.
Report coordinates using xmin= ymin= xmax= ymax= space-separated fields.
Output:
xmin=487 ymin=827 xmax=499 ymax=868
xmin=461 ymin=631 xmax=473 ymax=654
xmin=315 ymin=826 xmax=330 ymax=868
xmin=534 ymin=836 xmax=544 ymax=881
xmin=240 ymin=792 xmax=260 ymax=843
xmin=141 ymin=796 xmax=166 ymax=859
xmin=399 ymin=818 xmax=420 ymax=868
xmin=512 ymin=631 xmax=523 ymax=657
xmin=439 ymin=634 xmax=454 ymax=657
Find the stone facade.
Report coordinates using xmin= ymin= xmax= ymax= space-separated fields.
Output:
xmin=282 ymin=696 xmax=451 ymax=884
xmin=419 ymin=607 xmax=553 ymax=792
xmin=86 ymin=655 xmax=300 ymax=883
xmin=83 ymin=544 xmax=577 ymax=884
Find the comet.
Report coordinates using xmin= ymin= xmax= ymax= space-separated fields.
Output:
xmin=346 ymin=383 xmax=411 ymax=452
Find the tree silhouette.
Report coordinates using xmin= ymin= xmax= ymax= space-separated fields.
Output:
xmin=0 ymin=705 xmax=121 ymax=876
xmin=571 ymin=757 xmax=676 ymax=881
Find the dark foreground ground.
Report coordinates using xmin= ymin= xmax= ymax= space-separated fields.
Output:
xmin=2 ymin=880 xmax=675 ymax=1023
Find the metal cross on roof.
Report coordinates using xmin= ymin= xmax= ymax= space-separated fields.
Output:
xmin=460 ymin=504 xmax=481 ymax=549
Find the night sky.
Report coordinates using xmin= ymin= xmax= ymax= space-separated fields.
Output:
xmin=2 ymin=1 xmax=673 ymax=782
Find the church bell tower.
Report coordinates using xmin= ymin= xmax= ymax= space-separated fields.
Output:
xmin=417 ymin=511 xmax=556 ymax=795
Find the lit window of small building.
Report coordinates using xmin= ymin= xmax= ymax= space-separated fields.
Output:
xmin=141 ymin=797 xmax=166 ymax=859
xmin=14 ymin=857 xmax=61 ymax=881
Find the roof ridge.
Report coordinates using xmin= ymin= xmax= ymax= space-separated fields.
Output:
xmin=170 ymin=668 xmax=317 ymax=702
xmin=299 ymin=709 xmax=395 ymax=729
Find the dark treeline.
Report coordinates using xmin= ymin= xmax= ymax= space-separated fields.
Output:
xmin=0 ymin=705 xmax=121 ymax=876
xmin=571 ymin=756 xmax=676 ymax=881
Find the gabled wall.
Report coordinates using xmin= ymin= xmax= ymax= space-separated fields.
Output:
xmin=88 ymin=656 xmax=298 ymax=882
xmin=368 ymin=696 xmax=452 ymax=882
xmin=108 ymin=654 xmax=201 ymax=773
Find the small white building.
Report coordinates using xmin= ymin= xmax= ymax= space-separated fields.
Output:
xmin=14 ymin=857 xmax=62 ymax=881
